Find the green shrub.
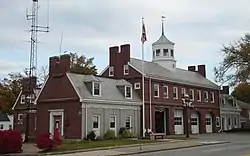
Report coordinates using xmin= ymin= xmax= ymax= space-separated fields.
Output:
xmin=104 ymin=130 xmax=116 ymax=140
xmin=87 ymin=131 xmax=96 ymax=141
xmin=119 ymin=127 xmax=127 ymax=135
xmin=121 ymin=129 xmax=131 ymax=138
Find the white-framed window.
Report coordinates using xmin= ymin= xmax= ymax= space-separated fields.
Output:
xmin=18 ymin=114 xmax=24 ymax=121
xmin=189 ymin=89 xmax=194 ymax=101
xmin=0 ymin=125 xmax=3 ymax=130
xmin=163 ymin=49 xmax=169 ymax=56
xmin=92 ymin=82 xmax=101 ymax=96
xmin=206 ymin=117 xmax=211 ymax=125
xmin=125 ymin=86 xmax=132 ymax=99
xmin=228 ymin=117 xmax=231 ymax=126
xmin=125 ymin=116 xmax=131 ymax=129
xmin=21 ymin=95 xmax=25 ymax=104
xmin=110 ymin=116 xmax=116 ymax=129
xmin=174 ymin=117 xmax=182 ymax=125
xmin=156 ymin=49 xmax=160 ymax=56
xmin=134 ymin=83 xmax=140 ymax=89
xmin=234 ymin=117 xmax=237 ymax=126
xmin=109 ymin=66 xmax=114 ymax=76
xmin=154 ymin=83 xmax=159 ymax=98
xmin=181 ymin=88 xmax=186 ymax=98
xmin=210 ymin=92 xmax=215 ymax=103
xmin=197 ymin=90 xmax=201 ymax=101
xmin=92 ymin=115 xmax=100 ymax=129
xmin=123 ymin=64 xmax=129 ymax=75
xmin=191 ymin=118 xmax=198 ymax=125
xmin=204 ymin=91 xmax=208 ymax=102
xmin=221 ymin=98 xmax=225 ymax=105
xmin=163 ymin=85 xmax=168 ymax=98
xmin=173 ymin=87 xmax=178 ymax=99
xmin=216 ymin=117 xmax=220 ymax=127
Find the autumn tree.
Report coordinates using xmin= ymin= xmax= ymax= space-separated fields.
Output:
xmin=214 ymin=34 xmax=250 ymax=86
xmin=231 ymin=83 xmax=250 ymax=103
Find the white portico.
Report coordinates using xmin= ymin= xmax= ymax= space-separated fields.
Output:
xmin=152 ymin=17 xmax=176 ymax=70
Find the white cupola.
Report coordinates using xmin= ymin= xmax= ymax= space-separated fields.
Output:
xmin=152 ymin=17 xmax=176 ymax=70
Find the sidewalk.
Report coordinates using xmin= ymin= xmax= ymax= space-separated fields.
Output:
xmin=45 ymin=139 xmax=229 ymax=156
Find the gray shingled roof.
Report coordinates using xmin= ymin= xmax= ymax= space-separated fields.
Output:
xmin=220 ymin=94 xmax=241 ymax=110
xmin=0 ymin=111 xmax=10 ymax=122
xmin=152 ymin=34 xmax=175 ymax=46
xmin=237 ymin=100 xmax=250 ymax=109
xmin=67 ymin=73 xmax=141 ymax=103
xmin=129 ymin=58 xmax=219 ymax=89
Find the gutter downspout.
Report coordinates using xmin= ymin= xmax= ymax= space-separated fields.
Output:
xmin=149 ymin=77 xmax=152 ymax=130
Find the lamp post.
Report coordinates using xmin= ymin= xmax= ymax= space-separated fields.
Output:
xmin=182 ymin=94 xmax=194 ymax=138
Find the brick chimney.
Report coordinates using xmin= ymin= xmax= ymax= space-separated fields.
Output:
xmin=49 ymin=54 xmax=70 ymax=76
xmin=221 ymin=86 xmax=229 ymax=94
xmin=197 ymin=65 xmax=206 ymax=77
xmin=188 ymin=66 xmax=196 ymax=72
xmin=21 ymin=76 xmax=37 ymax=91
xmin=109 ymin=44 xmax=131 ymax=77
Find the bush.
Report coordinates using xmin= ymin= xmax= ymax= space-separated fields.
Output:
xmin=119 ymin=127 xmax=127 ymax=135
xmin=104 ymin=130 xmax=116 ymax=140
xmin=87 ymin=131 xmax=96 ymax=141
xmin=36 ymin=132 xmax=62 ymax=151
xmin=0 ymin=130 xmax=22 ymax=154
xmin=121 ymin=129 xmax=131 ymax=138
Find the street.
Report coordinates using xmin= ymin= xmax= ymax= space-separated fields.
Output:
xmin=134 ymin=133 xmax=250 ymax=156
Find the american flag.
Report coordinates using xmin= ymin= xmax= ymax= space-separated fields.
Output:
xmin=141 ymin=18 xmax=147 ymax=43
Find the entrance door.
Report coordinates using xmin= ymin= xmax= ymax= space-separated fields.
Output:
xmin=53 ymin=115 xmax=62 ymax=136
xmin=109 ymin=116 xmax=116 ymax=136
xmin=191 ymin=112 xmax=199 ymax=134
xmin=174 ymin=110 xmax=184 ymax=134
xmin=206 ymin=113 xmax=213 ymax=133
xmin=92 ymin=115 xmax=100 ymax=137
xmin=155 ymin=110 xmax=165 ymax=133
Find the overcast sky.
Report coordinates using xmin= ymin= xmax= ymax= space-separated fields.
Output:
xmin=0 ymin=0 xmax=250 ymax=84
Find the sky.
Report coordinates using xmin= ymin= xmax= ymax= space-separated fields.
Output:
xmin=0 ymin=0 xmax=250 ymax=86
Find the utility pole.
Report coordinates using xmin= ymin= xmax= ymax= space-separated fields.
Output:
xmin=24 ymin=0 xmax=49 ymax=142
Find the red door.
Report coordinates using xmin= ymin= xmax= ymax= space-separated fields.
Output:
xmin=53 ymin=115 xmax=62 ymax=136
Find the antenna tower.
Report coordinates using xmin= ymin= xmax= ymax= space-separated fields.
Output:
xmin=24 ymin=0 xmax=49 ymax=142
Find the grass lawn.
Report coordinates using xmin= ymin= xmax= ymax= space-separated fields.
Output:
xmin=46 ymin=139 xmax=157 ymax=153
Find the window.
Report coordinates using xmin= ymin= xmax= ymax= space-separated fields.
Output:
xmin=216 ymin=117 xmax=220 ymax=127
xmin=181 ymin=88 xmax=186 ymax=98
xmin=154 ymin=84 xmax=159 ymax=97
xmin=171 ymin=50 xmax=174 ymax=57
xmin=109 ymin=66 xmax=114 ymax=76
xmin=93 ymin=82 xmax=101 ymax=96
xmin=210 ymin=92 xmax=214 ymax=103
xmin=0 ymin=125 xmax=3 ymax=130
xmin=197 ymin=90 xmax=201 ymax=101
xmin=156 ymin=49 xmax=160 ymax=56
xmin=206 ymin=118 xmax=211 ymax=125
xmin=234 ymin=117 xmax=237 ymax=126
xmin=204 ymin=91 xmax=208 ymax=102
xmin=221 ymin=98 xmax=225 ymax=105
xmin=189 ymin=89 xmax=194 ymax=101
xmin=153 ymin=51 xmax=155 ymax=58
xmin=174 ymin=117 xmax=182 ymax=125
xmin=173 ymin=87 xmax=178 ymax=99
xmin=163 ymin=85 xmax=168 ymax=98
xmin=18 ymin=114 xmax=23 ymax=121
xmin=125 ymin=86 xmax=132 ymax=99
xmin=134 ymin=83 xmax=140 ymax=89
xmin=191 ymin=118 xmax=198 ymax=125
xmin=125 ymin=116 xmax=131 ymax=129
xmin=163 ymin=49 xmax=168 ymax=56
xmin=93 ymin=115 xmax=99 ymax=129
xmin=9 ymin=125 xmax=12 ymax=130
xmin=228 ymin=117 xmax=231 ymax=126
xmin=124 ymin=64 xmax=129 ymax=75
xmin=21 ymin=95 xmax=25 ymax=104
xmin=110 ymin=116 xmax=116 ymax=128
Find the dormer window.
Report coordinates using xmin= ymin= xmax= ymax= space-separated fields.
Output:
xmin=124 ymin=65 xmax=129 ymax=75
xmin=171 ymin=50 xmax=174 ymax=57
xmin=163 ymin=49 xmax=169 ymax=56
xmin=109 ymin=66 xmax=114 ymax=76
xmin=125 ymin=86 xmax=132 ymax=99
xmin=93 ymin=82 xmax=101 ymax=96
xmin=156 ymin=49 xmax=160 ymax=56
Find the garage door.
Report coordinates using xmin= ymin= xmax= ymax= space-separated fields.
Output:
xmin=174 ymin=109 xmax=184 ymax=134
xmin=206 ymin=113 xmax=213 ymax=133
xmin=191 ymin=112 xmax=199 ymax=134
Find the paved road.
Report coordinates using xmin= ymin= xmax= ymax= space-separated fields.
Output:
xmin=135 ymin=133 xmax=250 ymax=156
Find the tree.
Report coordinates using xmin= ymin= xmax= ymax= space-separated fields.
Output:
xmin=214 ymin=34 xmax=250 ymax=86
xmin=69 ymin=52 xmax=98 ymax=75
xmin=37 ymin=65 xmax=49 ymax=88
xmin=231 ymin=83 xmax=250 ymax=103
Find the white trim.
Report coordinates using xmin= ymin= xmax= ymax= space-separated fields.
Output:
xmin=48 ymin=109 xmax=64 ymax=112
xmin=34 ymin=76 xmax=49 ymax=104
xmin=190 ymin=89 xmax=194 ymax=101
xmin=204 ymin=91 xmax=209 ymax=102
xmin=82 ymin=102 xmax=141 ymax=110
xmin=49 ymin=109 xmax=64 ymax=136
xmin=92 ymin=115 xmax=101 ymax=137
xmin=109 ymin=66 xmax=114 ymax=77
xmin=153 ymin=83 xmax=159 ymax=98
xmin=123 ymin=64 xmax=129 ymax=75
xmin=125 ymin=86 xmax=132 ymax=99
xmin=173 ymin=87 xmax=178 ymax=99
xmin=125 ymin=116 xmax=132 ymax=130
xmin=109 ymin=115 xmax=116 ymax=131
xmin=92 ymin=82 xmax=101 ymax=96
xmin=181 ymin=88 xmax=186 ymax=98
xmin=82 ymin=98 xmax=141 ymax=105
xmin=134 ymin=82 xmax=140 ymax=89
xmin=163 ymin=85 xmax=169 ymax=99
xmin=197 ymin=90 xmax=201 ymax=102
xmin=66 ymin=73 xmax=83 ymax=102
xmin=20 ymin=95 xmax=25 ymax=104
xmin=12 ymin=91 xmax=22 ymax=110
xmin=99 ymin=65 xmax=109 ymax=76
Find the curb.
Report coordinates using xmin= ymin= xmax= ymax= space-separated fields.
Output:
xmin=114 ymin=141 xmax=230 ymax=156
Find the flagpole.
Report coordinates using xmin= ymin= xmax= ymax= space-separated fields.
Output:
xmin=141 ymin=17 xmax=146 ymax=137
